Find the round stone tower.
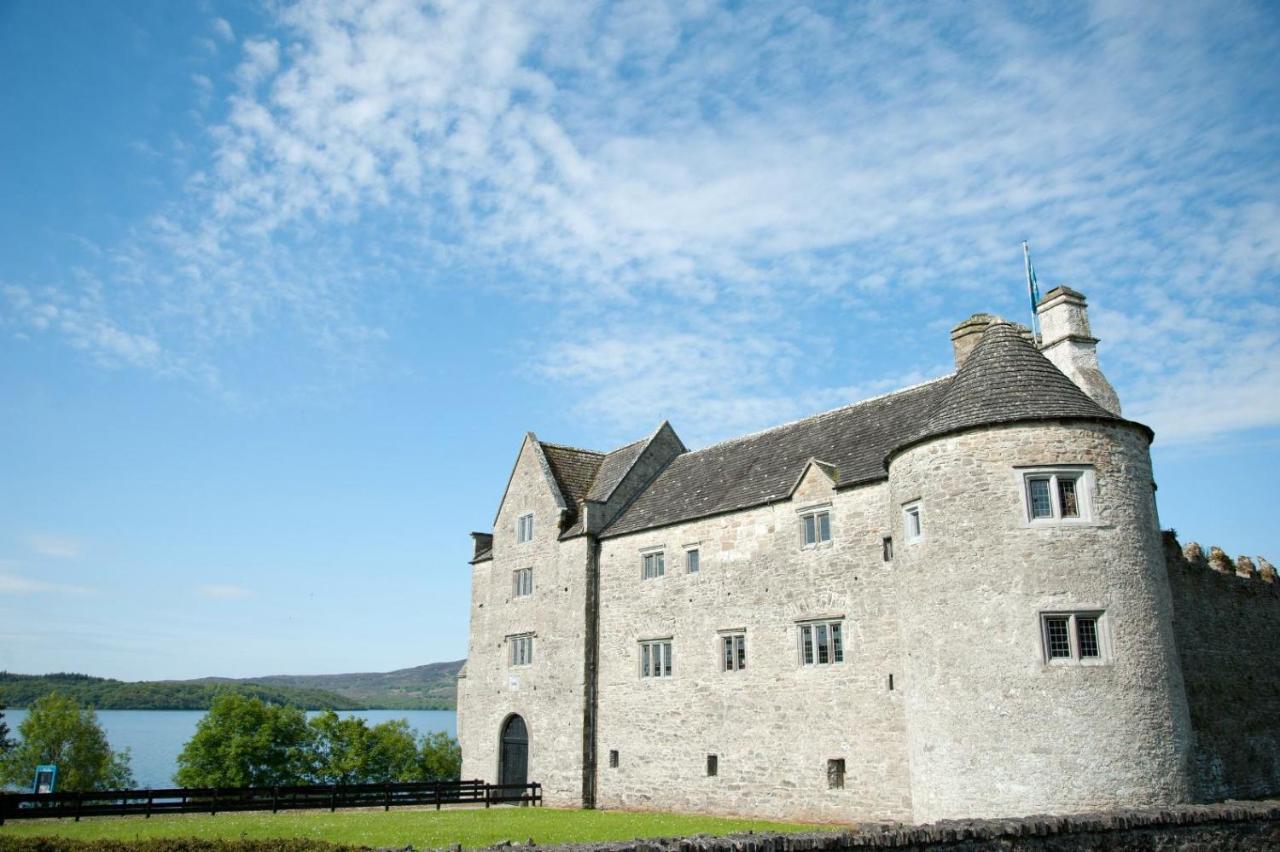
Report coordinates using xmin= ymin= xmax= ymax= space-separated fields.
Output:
xmin=887 ymin=318 xmax=1192 ymax=822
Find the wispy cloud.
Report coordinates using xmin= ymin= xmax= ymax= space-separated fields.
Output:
xmin=0 ymin=572 xmax=93 ymax=596
xmin=25 ymin=534 xmax=83 ymax=559
xmin=198 ymin=584 xmax=254 ymax=600
xmin=5 ymin=0 xmax=1278 ymax=445
xmin=212 ymin=17 xmax=235 ymax=43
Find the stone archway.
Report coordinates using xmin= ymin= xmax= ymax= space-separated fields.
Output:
xmin=499 ymin=714 xmax=528 ymax=794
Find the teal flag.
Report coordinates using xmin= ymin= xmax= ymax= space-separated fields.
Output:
xmin=1024 ymin=244 xmax=1041 ymax=311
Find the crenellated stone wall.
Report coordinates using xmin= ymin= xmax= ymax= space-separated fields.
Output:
xmin=1164 ymin=532 xmax=1280 ymax=801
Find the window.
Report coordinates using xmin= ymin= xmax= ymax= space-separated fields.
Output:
xmin=882 ymin=536 xmax=894 ymax=562
xmin=721 ymin=633 xmax=746 ymax=671
xmin=798 ymin=620 xmax=844 ymax=666
xmin=685 ymin=547 xmax=700 ymax=573
xmin=642 ymin=550 xmax=665 ymax=579
xmin=1040 ymin=612 xmax=1106 ymax=664
xmin=706 ymin=755 xmax=718 ymax=777
xmin=512 ymin=567 xmax=533 ymax=597
xmin=640 ymin=639 xmax=673 ymax=678
xmin=800 ymin=507 xmax=832 ymax=547
xmin=827 ymin=759 xmax=845 ymax=789
xmin=608 ymin=750 xmax=619 ymax=768
xmin=516 ymin=513 xmax=534 ymax=543
xmin=1022 ymin=468 xmax=1091 ymax=523
xmin=903 ymin=502 xmax=922 ymax=543
xmin=508 ymin=634 xmax=534 ymax=667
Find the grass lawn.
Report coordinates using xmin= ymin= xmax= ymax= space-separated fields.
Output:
xmin=0 ymin=806 xmax=830 ymax=848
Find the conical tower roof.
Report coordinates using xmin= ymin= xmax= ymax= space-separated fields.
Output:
xmin=889 ymin=321 xmax=1148 ymax=461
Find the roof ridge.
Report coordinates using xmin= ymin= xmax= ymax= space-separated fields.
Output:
xmin=688 ymin=375 xmax=954 ymax=455
xmin=537 ymin=440 xmax=605 ymax=456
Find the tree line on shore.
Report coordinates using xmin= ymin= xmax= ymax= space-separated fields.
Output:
xmin=0 ymin=693 xmax=461 ymax=792
xmin=0 ymin=672 xmax=365 ymax=711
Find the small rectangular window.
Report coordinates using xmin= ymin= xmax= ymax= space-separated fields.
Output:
xmin=516 ymin=513 xmax=534 ymax=543
xmin=1021 ymin=468 xmax=1091 ymax=523
xmin=827 ymin=758 xmax=845 ymax=790
xmin=512 ymin=567 xmax=533 ymax=597
xmin=903 ymin=502 xmax=923 ymax=543
xmin=1041 ymin=611 xmax=1107 ymax=664
xmin=799 ymin=508 xmax=831 ymax=547
xmin=609 ymin=749 xmax=619 ymax=768
xmin=685 ymin=548 xmax=700 ymax=573
xmin=882 ymin=536 xmax=893 ymax=562
xmin=642 ymin=550 xmax=665 ymax=579
xmin=722 ymin=633 xmax=746 ymax=671
xmin=706 ymin=755 xmax=718 ymax=777
xmin=799 ymin=620 xmax=844 ymax=666
xmin=641 ymin=639 xmax=673 ymax=678
xmin=508 ymin=634 xmax=534 ymax=667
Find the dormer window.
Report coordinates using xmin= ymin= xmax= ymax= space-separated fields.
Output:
xmin=1020 ymin=467 xmax=1092 ymax=524
xmin=799 ymin=506 xmax=831 ymax=547
xmin=516 ymin=513 xmax=534 ymax=543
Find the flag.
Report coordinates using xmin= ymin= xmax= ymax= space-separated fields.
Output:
xmin=1023 ymin=242 xmax=1041 ymax=311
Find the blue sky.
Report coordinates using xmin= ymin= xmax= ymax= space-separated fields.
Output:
xmin=2 ymin=0 xmax=1278 ymax=681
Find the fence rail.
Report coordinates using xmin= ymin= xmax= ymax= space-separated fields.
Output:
xmin=0 ymin=779 xmax=541 ymax=824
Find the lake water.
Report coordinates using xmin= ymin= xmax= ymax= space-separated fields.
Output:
xmin=3 ymin=708 xmax=457 ymax=790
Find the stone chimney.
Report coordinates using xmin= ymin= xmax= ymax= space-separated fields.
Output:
xmin=950 ymin=313 xmax=998 ymax=369
xmin=1035 ymin=286 xmax=1122 ymax=414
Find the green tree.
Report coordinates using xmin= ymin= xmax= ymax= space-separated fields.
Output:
xmin=174 ymin=692 xmax=311 ymax=788
xmin=417 ymin=731 xmax=461 ymax=782
xmin=0 ymin=692 xmax=132 ymax=791
xmin=0 ymin=702 xmax=12 ymax=756
xmin=364 ymin=719 xmax=420 ymax=782
xmin=305 ymin=713 xmax=419 ymax=784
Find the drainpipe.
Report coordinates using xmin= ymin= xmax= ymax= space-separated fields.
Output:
xmin=581 ymin=533 xmax=601 ymax=809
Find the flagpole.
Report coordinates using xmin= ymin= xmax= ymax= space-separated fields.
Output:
xmin=1022 ymin=240 xmax=1041 ymax=344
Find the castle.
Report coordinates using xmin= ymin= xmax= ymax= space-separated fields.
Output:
xmin=457 ymin=286 xmax=1280 ymax=823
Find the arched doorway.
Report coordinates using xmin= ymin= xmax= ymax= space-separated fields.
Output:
xmin=499 ymin=714 xmax=528 ymax=795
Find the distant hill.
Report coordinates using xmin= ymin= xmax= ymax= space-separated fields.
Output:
xmin=0 ymin=660 xmax=464 ymax=711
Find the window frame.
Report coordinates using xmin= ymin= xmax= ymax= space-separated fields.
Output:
xmin=797 ymin=618 xmax=845 ymax=667
xmin=827 ymin=758 xmax=846 ymax=790
xmin=508 ymin=633 xmax=534 ymax=667
xmin=1017 ymin=466 xmax=1094 ymax=525
xmin=798 ymin=504 xmax=833 ymax=549
xmin=512 ymin=567 xmax=534 ymax=598
xmin=902 ymin=501 xmax=923 ymax=544
xmin=720 ymin=631 xmax=746 ymax=672
xmin=516 ymin=512 xmax=534 ymax=543
xmin=639 ymin=638 xmax=674 ymax=678
xmin=641 ymin=548 xmax=666 ymax=580
xmin=1039 ymin=611 xmax=1109 ymax=666
xmin=684 ymin=545 xmax=700 ymax=574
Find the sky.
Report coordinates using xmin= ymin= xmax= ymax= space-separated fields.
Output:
xmin=1 ymin=0 xmax=1278 ymax=682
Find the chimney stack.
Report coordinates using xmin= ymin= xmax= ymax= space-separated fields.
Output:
xmin=950 ymin=313 xmax=998 ymax=369
xmin=1035 ymin=286 xmax=1122 ymax=414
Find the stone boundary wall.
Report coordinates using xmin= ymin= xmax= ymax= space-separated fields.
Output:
xmin=1163 ymin=532 xmax=1280 ymax=801
xmin=502 ymin=800 xmax=1280 ymax=852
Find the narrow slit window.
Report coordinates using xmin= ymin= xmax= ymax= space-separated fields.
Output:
xmin=609 ymin=750 xmax=619 ymax=768
xmin=706 ymin=755 xmax=718 ymax=777
xmin=827 ymin=758 xmax=845 ymax=789
xmin=903 ymin=502 xmax=923 ymax=543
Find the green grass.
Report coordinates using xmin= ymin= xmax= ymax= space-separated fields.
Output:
xmin=0 ymin=806 xmax=829 ymax=848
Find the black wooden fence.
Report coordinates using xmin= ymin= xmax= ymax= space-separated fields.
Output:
xmin=0 ymin=779 xmax=541 ymax=824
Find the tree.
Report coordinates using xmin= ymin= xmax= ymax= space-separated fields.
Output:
xmin=0 ymin=692 xmax=132 ymax=791
xmin=174 ymin=692 xmax=311 ymax=788
xmin=417 ymin=731 xmax=461 ymax=782
xmin=0 ymin=702 xmax=12 ymax=756
xmin=364 ymin=719 xmax=420 ymax=782
xmin=306 ymin=712 xmax=419 ymax=784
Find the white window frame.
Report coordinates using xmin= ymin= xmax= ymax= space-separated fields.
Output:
xmin=508 ymin=633 xmax=534 ymax=667
xmin=512 ymin=567 xmax=533 ymax=598
xmin=797 ymin=618 xmax=845 ymax=666
xmin=516 ymin=512 xmax=534 ymax=543
xmin=720 ymin=631 xmax=746 ymax=671
xmin=1040 ymin=611 xmax=1109 ymax=665
xmin=640 ymin=638 xmax=673 ymax=678
xmin=1018 ymin=467 xmax=1094 ymax=525
xmin=684 ymin=544 xmax=700 ymax=574
xmin=641 ymin=548 xmax=665 ymax=580
xmin=798 ymin=504 xmax=833 ymax=548
xmin=902 ymin=501 xmax=923 ymax=544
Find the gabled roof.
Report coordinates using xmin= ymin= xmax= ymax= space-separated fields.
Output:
xmin=585 ymin=438 xmax=646 ymax=502
xmin=539 ymin=442 xmax=604 ymax=507
xmin=890 ymin=321 xmax=1142 ymax=459
xmin=786 ymin=458 xmax=839 ymax=497
xmin=601 ymin=378 xmax=951 ymax=538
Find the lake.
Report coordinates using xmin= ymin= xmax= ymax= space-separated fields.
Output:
xmin=2 ymin=708 xmax=457 ymax=789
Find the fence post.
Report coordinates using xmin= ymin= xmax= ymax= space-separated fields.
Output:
xmin=435 ymin=784 xmax=441 ymax=811
xmin=330 ymin=784 xmax=337 ymax=813
xmin=272 ymin=786 xmax=279 ymax=814
xmin=484 ymin=784 xmax=490 ymax=809
xmin=384 ymin=782 xmax=390 ymax=812
xmin=145 ymin=790 xmax=153 ymax=819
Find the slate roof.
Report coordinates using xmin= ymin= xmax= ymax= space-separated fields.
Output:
xmin=585 ymin=438 xmax=647 ymax=502
xmin=893 ymin=321 xmax=1136 ymax=457
xmin=600 ymin=378 xmax=952 ymax=538
xmin=539 ymin=442 xmax=604 ymax=508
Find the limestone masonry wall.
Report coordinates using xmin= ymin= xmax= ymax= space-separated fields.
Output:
xmin=1164 ymin=532 xmax=1280 ymax=802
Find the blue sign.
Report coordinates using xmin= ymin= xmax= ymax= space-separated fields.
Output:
xmin=33 ymin=764 xmax=57 ymax=794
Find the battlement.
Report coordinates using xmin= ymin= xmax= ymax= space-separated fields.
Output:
xmin=1163 ymin=531 xmax=1278 ymax=590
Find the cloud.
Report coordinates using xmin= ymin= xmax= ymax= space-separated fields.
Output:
xmin=4 ymin=0 xmax=1278 ymax=446
xmin=198 ymin=584 xmax=254 ymax=600
xmin=213 ymin=17 xmax=235 ymax=43
xmin=0 ymin=572 xmax=92 ymax=596
xmin=25 ymin=534 xmax=82 ymax=559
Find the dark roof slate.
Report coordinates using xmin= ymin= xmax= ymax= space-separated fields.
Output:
xmin=601 ymin=379 xmax=952 ymax=538
xmin=896 ymin=321 xmax=1131 ymax=455
xmin=539 ymin=443 xmax=604 ymax=507
xmin=585 ymin=438 xmax=647 ymax=502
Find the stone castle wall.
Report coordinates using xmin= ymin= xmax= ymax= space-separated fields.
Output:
xmin=887 ymin=421 xmax=1192 ymax=822
xmin=592 ymin=466 xmax=914 ymax=823
xmin=1164 ymin=533 xmax=1280 ymax=801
